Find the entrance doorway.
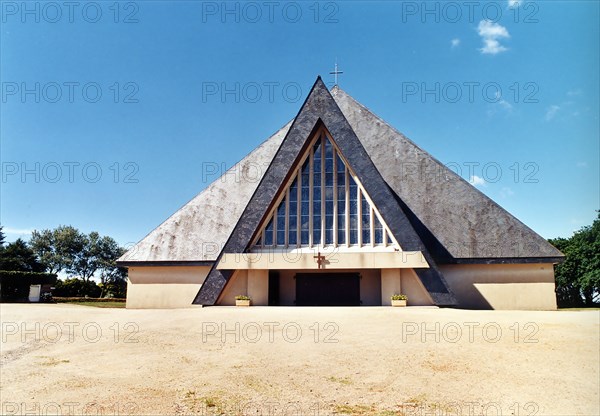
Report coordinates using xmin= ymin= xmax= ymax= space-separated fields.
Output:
xmin=295 ymin=273 xmax=360 ymax=306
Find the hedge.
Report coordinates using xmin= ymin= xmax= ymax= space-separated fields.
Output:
xmin=0 ymin=271 xmax=58 ymax=302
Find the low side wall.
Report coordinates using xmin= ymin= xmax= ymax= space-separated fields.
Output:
xmin=217 ymin=270 xmax=269 ymax=306
xmin=440 ymin=263 xmax=557 ymax=310
xmin=126 ymin=266 xmax=210 ymax=309
xmin=381 ymin=268 xmax=434 ymax=306
xmin=401 ymin=269 xmax=435 ymax=306
xmin=218 ymin=270 xmax=248 ymax=306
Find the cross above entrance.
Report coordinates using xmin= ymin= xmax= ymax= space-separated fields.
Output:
xmin=313 ymin=252 xmax=326 ymax=269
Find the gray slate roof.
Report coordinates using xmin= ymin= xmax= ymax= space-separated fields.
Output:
xmin=119 ymin=86 xmax=562 ymax=264
xmin=118 ymin=121 xmax=292 ymax=263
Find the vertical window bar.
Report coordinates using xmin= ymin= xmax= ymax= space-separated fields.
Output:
xmin=309 ymin=147 xmax=314 ymax=248
xmin=370 ymin=206 xmax=375 ymax=247
xmin=296 ymin=168 xmax=301 ymax=248
xmin=296 ymin=169 xmax=301 ymax=249
xmin=312 ymin=136 xmax=322 ymax=246
xmin=300 ymin=158 xmax=310 ymax=246
xmin=285 ymin=188 xmax=289 ymax=247
xmin=276 ymin=200 xmax=286 ymax=246
xmin=356 ymin=187 xmax=362 ymax=247
xmin=264 ymin=215 xmax=274 ymax=246
xmin=345 ymin=166 xmax=350 ymax=247
xmin=333 ymin=147 xmax=338 ymax=247
xmin=274 ymin=206 xmax=278 ymax=246
xmin=373 ymin=211 xmax=384 ymax=245
xmin=287 ymin=175 xmax=298 ymax=247
xmin=320 ymin=134 xmax=325 ymax=247
xmin=336 ymin=152 xmax=346 ymax=246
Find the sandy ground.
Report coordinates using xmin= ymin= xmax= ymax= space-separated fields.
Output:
xmin=0 ymin=304 xmax=598 ymax=416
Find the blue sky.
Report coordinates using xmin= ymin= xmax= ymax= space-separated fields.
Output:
xmin=1 ymin=0 xmax=598 ymax=249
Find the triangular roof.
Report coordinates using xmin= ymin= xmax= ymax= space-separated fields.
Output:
xmin=193 ymin=78 xmax=456 ymax=305
xmin=119 ymin=77 xmax=563 ymax=297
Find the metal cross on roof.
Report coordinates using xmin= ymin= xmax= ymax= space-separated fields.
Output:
xmin=329 ymin=60 xmax=343 ymax=85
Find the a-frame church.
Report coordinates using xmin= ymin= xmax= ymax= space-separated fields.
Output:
xmin=118 ymin=77 xmax=563 ymax=310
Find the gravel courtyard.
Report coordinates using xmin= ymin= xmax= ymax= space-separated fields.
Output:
xmin=1 ymin=304 xmax=598 ymax=415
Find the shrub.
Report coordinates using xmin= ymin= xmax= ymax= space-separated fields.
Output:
xmin=99 ymin=280 xmax=127 ymax=298
xmin=391 ymin=294 xmax=407 ymax=301
xmin=0 ymin=271 xmax=57 ymax=302
xmin=53 ymin=278 xmax=101 ymax=298
xmin=54 ymin=297 xmax=125 ymax=303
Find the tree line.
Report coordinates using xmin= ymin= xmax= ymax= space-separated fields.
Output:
xmin=0 ymin=225 xmax=127 ymax=298
xmin=549 ymin=212 xmax=600 ymax=308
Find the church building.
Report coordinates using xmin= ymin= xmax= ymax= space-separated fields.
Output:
xmin=118 ymin=77 xmax=563 ymax=310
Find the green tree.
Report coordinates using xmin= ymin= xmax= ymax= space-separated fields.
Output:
xmin=29 ymin=226 xmax=127 ymax=297
xmin=30 ymin=226 xmax=86 ymax=274
xmin=0 ymin=225 xmax=5 ymax=248
xmin=69 ymin=231 xmax=102 ymax=282
xmin=97 ymin=237 xmax=127 ymax=297
xmin=550 ymin=212 xmax=600 ymax=307
xmin=0 ymin=239 xmax=46 ymax=272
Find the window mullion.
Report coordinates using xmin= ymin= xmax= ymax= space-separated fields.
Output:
xmin=272 ymin=208 xmax=277 ymax=247
xmin=345 ymin=166 xmax=350 ymax=247
xmin=309 ymin=147 xmax=314 ymax=248
xmin=333 ymin=148 xmax=338 ymax=247
xmin=321 ymin=136 xmax=325 ymax=247
xmin=357 ymin=187 xmax=362 ymax=247
xmin=370 ymin=206 xmax=375 ymax=247
xmin=296 ymin=168 xmax=301 ymax=248
xmin=285 ymin=188 xmax=289 ymax=248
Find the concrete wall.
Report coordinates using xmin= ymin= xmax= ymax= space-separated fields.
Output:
xmin=381 ymin=269 xmax=401 ymax=306
xmin=441 ymin=263 xmax=557 ymax=310
xmin=126 ymin=266 xmax=210 ymax=309
xmin=248 ymin=270 xmax=269 ymax=305
xmin=380 ymin=268 xmax=434 ymax=306
xmin=360 ymin=270 xmax=381 ymax=306
xmin=127 ymin=263 xmax=557 ymax=310
xmin=218 ymin=270 xmax=248 ymax=306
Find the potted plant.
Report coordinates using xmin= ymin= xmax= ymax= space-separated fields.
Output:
xmin=391 ymin=294 xmax=407 ymax=307
xmin=235 ymin=295 xmax=251 ymax=307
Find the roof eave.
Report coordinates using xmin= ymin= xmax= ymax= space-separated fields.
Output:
xmin=117 ymin=260 xmax=215 ymax=267
xmin=441 ymin=256 xmax=565 ymax=265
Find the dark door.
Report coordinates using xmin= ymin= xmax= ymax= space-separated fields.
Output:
xmin=295 ymin=273 xmax=360 ymax=306
xmin=268 ymin=271 xmax=280 ymax=306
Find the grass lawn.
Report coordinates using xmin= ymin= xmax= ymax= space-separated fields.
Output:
xmin=57 ymin=300 xmax=126 ymax=308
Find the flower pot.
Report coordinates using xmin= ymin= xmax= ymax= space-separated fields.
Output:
xmin=236 ymin=299 xmax=251 ymax=307
xmin=391 ymin=299 xmax=407 ymax=307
